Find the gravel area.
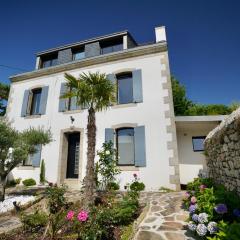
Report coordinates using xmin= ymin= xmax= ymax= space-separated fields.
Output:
xmin=0 ymin=195 xmax=35 ymax=213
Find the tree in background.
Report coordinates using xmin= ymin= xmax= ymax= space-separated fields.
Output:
xmin=0 ymin=120 xmax=52 ymax=201
xmin=171 ymin=76 xmax=239 ymax=116
xmin=0 ymin=83 xmax=10 ymax=116
xmin=62 ymin=72 xmax=115 ymax=208
xmin=171 ymin=76 xmax=193 ymax=115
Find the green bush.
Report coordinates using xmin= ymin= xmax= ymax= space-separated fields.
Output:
xmin=130 ymin=181 xmax=145 ymax=192
xmin=22 ymin=178 xmax=36 ymax=186
xmin=22 ymin=211 xmax=48 ymax=232
xmin=106 ymin=181 xmax=120 ymax=191
xmin=45 ymin=184 xmax=67 ymax=214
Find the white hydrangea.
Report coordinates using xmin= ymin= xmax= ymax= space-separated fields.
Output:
xmin=196 ymin=224 xmax=208 ymax=236
xmin=198 ymin=213 xmax=208 ymax=223
xmin=207 ymin=221 xmax=218 ymax=234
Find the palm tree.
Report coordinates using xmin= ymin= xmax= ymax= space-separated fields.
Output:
xmin=63 ymin=72 xmax=116 ymax=207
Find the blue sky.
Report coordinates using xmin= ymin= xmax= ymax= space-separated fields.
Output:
xmin=0 ymin=0 xmax=239 ymax=105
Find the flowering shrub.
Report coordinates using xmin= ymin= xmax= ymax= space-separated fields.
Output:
xmin=96 ymin=142 xmax=120 ymax=191
xmin=184 ymin=178 xmax=240 ymax=239
xmin=129 ymin=173 xmax=145 ymax=192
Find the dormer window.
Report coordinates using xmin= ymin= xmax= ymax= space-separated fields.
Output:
xmin=41 ymin=53 xmax=58 ymax=68
xmin=101 ymin=38 xmax=123 ymax=55
xmin=73 ymin=48 xmax=85 ymax=61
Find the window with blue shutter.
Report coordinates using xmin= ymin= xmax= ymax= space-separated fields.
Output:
xmin=21 ymin=86 xmax=49 ymax=117
xmin=114 ymin=69 xmax=143 ymax=105
xmin=23 ymin=145 xmax=42 ymax=167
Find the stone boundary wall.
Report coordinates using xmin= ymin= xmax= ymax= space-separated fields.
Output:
xmin=204 ymin=108 xmax=240 ymax=195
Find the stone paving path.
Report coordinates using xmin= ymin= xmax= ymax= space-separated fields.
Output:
xmin=0 ymin=215 xmax=21 ymax=234
xmin=135 ymin=191 xmax=194 ymax=240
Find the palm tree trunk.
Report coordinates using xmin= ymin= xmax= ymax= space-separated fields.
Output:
xmin=0 ymin=176 xmax=6 ymax=202
xmin=83 ymin=107 xmax=96 ymax=208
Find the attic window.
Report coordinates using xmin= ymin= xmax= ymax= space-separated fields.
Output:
xmin=41 ymin=53 xmax=58 ymax=68
xmin=101 ymin=38 xmax=123 ymax=54
xmin=72 ymin=47 xmax=85 ymax=60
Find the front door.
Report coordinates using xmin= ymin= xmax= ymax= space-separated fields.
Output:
xmin=66 ymin=132 xmax=80 ymax=178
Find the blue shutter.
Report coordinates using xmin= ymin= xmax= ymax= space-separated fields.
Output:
xmin=107 ymin=74 xmax=116 ymax=86
xmin=39 ymin=86 xmax=49 ymax=115
xmin=21 ymin=90 xmax=30 ymax=117
xmin=134 ymin=126 xmax=146 ymax=167
xmin=132 ymin=69 xmax=143 ymax=103
xmin=31 ymin=145 xmax=42 ymax=167
xmin=105 ymin=128 xmax=114 ymax=144
xmin=59 ymin=83 xmax=67 ymax=112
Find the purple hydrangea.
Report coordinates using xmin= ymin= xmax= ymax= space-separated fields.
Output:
xmin=189 ymin=204 xmax=198 ymax=214
xmin=214 ymin=204 xmax=228 ymax=214
xmin=196 ymin=223 xmax=208 ymax=236
xmin=198 ymin=213 xmax=208 ymax=223
xmin=192 ymin=214 xmax=199 ymax=222
xmin=188 ymin=221 xmax=197 ymax=231
xmin=233 ymin=209 xmax=240 ymax=218
xmin=207 ymin=221 xmax=218 ymax=234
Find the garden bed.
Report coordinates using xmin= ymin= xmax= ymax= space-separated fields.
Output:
xmin=184 ymin=177 xmax=240 ymax=240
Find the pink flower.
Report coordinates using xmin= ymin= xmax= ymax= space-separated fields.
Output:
xmin=66 ymin=210 xmax=75 ymax=221
xmin=191 ymin=196 xmax=197 ymax=204
xmin=77 ymin=210 xmax=88 ymax=222
xmin=184 ymin=192 xmax=190 ymax=199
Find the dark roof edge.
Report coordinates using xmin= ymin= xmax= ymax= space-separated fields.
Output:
xmin=36 ymin=30 xmax=134 ymax=56
xmin=10 ymin=42 xmax=167 ymax=82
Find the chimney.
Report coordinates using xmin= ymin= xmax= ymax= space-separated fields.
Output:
xmin=155 ymin=26 xmax=166 ymax=43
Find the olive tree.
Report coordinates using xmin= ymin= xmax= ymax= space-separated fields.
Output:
xmin=0 ymin=120 xmax=52 ymax=201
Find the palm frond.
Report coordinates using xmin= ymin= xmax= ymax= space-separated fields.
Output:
xmin=63 ymin=71 xmax=116 ymax=111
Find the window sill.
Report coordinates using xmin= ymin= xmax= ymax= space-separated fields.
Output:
xmin=111 ymin=103 xmax=137 ymax=109
xmin=17 ymin=166 xmax=35 ymax=170
xmin=118 ymin=166 xmax=139 ymax=171
xmin=24 ymin=114 xmax=41 ymax=119
xmin=62 ymin=109 xmax=84 ymax=114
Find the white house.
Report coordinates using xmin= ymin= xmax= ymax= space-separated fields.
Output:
xmin=6 ymin=26 xmax=225 ymax=190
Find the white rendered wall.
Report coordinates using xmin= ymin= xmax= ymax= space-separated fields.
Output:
xmin=8 ymin=52 xmax=174 ymax=191
xmin=176 ymin=122 xmax=219 ymax=184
